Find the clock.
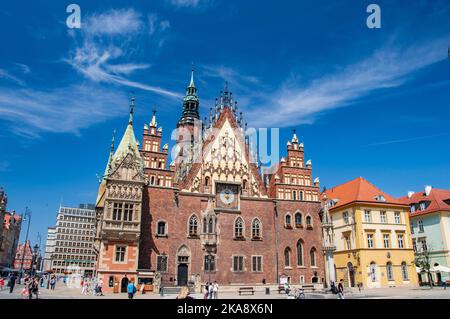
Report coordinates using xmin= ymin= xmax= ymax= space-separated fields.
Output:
xmin=216 ymin=182 xmax=239 ymax=210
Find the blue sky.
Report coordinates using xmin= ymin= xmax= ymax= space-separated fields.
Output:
xmin=0 ymin=0 xmax=449 ymax=248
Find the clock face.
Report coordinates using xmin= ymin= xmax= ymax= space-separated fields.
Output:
xmin=216 ymin=183 xmax=239 ymax=210
xmin=220 ymin=188 xmax=235 ymax=205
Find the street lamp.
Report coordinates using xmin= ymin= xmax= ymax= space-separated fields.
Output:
xmin=19 ymin=207 xmax=32 ymax=282
xmin=32 ymin=244 xmax=39 ymax=276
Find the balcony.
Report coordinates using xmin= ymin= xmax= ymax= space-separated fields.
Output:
xmin=201 ymin=233 xmax=217 ymax=247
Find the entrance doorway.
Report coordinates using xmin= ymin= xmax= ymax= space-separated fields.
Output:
xmin=177 ymin=264 xmax=188 ymax=286
xmin=347 ymin=262 xmax=355 ymax=287
xmin=121 ymin=276 xmax=129 ymax=293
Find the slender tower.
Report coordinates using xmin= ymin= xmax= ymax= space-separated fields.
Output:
xmin=321 ymin=194 xmax=336 ymax=287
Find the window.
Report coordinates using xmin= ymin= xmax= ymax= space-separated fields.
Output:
xmin=252 ymin=256 xmax=262 ymax=272
xmin=370 ymin=262 xmax=377 ymax=282
xmin=204 ymin=255 xmax=215 ymax=272
xmin=310 ymin=248 xmax=317 ymax=267
xmin=410 ymin=204 xmax=416 ymax=213
xmin=397 ymin=234 xmax=404 ymax=248
xmin=345 ymin=236 xmax=351 ymax=250
xmin=284 ymin=247 xmax=291 ymax=267
xmin=412 ymin=239 xmax=417 ymax=252
xmin=420 ymin=238 xmax=428 ymax=251
xmin=364 ymin=210 xmax=371 ymax=223
xmin=233 ymin=256 xmax=244 ymax=272
xmin=292 ymin=191 xmax=297 ymax=200
xmin=380 ymin=211 xmax=386 ymax=224
xmin=383 ymin=234 xmax=390 ymax=248
xmin=410 ymin=222 xmax=414 ymax=234
xmin=418 ymin=220 xmax=424 ymax=232
xmin=156 ymin=255 xmax=168 ymax=272
xmin=204 ymin=176 xmax=210 ymax=187
xmin=188 ymin=215 xmax=198 ymax=236
xmin=285 ymin=214 xmax=292 ymax=228
xmin=401 ymin=262 xmax=409 ymax=280
xmin=394 ymin=212 xmax=401 ymax=224
xmin=295 ymin=213 xmax=302 ymax=227
xmin=299 ymin=191 xmax=304 ymax=201
xmin=112 ymin=203 xmax=123 ymax=221
xmin=306 ymin=216 xmax=312 ymax=227
xmin=419 ymin=202 xmax=426 ymax=211
xmin=234 ymin=217 xmax=244 ymax=238
xmin=123 ymin=203 xmax=133 ymax=221
xmin=367 ymin=234 xmax=374 ymax=248
xmin=251 ymin=218 xmax=261 ymax=239
xmin=115 ymin=246 xmax=126 ymax=262
xmin=386 ymin=262 xmax=394 ymax=281
xmin=296 ymin=240 xmax=304 ymax=266
xmin=343 ymin=211 xmax=349 ymax=224
xmin=157 ymin=221 xmax=167 ymax=236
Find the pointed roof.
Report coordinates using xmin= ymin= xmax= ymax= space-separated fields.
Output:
xmin=103 ymin=130 xmax=116 ymax=178
xmin=322 ymin=177 xmax=404 ymax=210
xmin=113 ymin=96 xmax=142 ymax=163
xmin=399 ymin=188 xmax=450 ymax=216
xmin=150 ymin=108 xmax=157 ymax=127
xmin=189 ymin=65 xmax=195 ymax=88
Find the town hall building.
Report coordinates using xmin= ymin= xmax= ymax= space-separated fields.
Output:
xmin=94 ymin=70 xmax=325 ymax=293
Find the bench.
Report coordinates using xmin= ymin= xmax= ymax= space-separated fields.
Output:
xmin=301 ymin=284 xmax=316 ymax=292
xmin=238 ymin=287 xmax=255 ymax=295
xmin=278 ymin=285 xmax=287 ymax=294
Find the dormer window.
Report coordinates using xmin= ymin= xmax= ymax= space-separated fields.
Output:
xmin=375 ymin=195 xmax=386 ymax=202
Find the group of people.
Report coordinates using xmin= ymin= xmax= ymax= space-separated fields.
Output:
xmin=203 ymin=281 xmax=219 ymax=299
xmin=330 ymin=279 xmax=345 ymax=299
xmin=80 ymin=277 xmax=104 ymax=296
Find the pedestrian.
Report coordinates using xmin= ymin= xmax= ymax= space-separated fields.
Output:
xmin=50 ymin=276 xmax=56 ymax=290
xmin=8 ymin=273 xmax=17 ymax=293
xmin=284 ymin=282 xmax=290 ymax=295
xmin=0 ymin=277 xmax=5 ymax=291
xmin=127 ymin=280 xmax=137 ymax=299
xmin=31 ymin=278 xmax=39 ymax=299
xmin=82 ymin=279 xmax=88 ymax=295
xmin=176 ymin=286 xmax=194 ymax=299
xmin=213 ymin=281 xmax=219 ymax=299
xmin=203 ymin=282 xmax=209 ymax=299
xmin=208 ymin=282 xmax=214 ymax=299
xmin=97 ymin=278 xmax=104 ymax=296
xmin=337 ymin=279 xmax=345 ymax=299
xmin=26 ymin=276 xmax=34 ymax=299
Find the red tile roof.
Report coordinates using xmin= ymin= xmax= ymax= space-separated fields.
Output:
xmin=322 ymin=177 xmax=405 ymax=210
xmin=398 ymin=188 xmax=450 ymax=217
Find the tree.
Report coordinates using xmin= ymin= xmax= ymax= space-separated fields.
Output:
xmin=414 ymin=244 xmax=434 ymax=288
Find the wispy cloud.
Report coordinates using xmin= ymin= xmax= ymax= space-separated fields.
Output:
xmin=246 ymin=38 xmax=448 ymax=127
xmin=0 ymin=84 xmax=129 ymax=137
xmin=169 ymin=0 xmax=202 ymax=8
xmin=67 ymin=8 xmax=181 ymax=99
xmin=0 ymin=69 xmax=25 ymax=86
xmin=366 ymin=132 xmax=450 ymax=147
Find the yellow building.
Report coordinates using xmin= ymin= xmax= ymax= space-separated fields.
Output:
xmin=323 ymin=177 xmax=418 ymax=288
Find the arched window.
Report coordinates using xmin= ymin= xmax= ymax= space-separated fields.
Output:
xmin=188 ymin=215 xmax=198 ymax=236
xmin=243 ymin=179 xmax=247 ymax=190
xmin=205 ymin=176 xmax=210 ymax=186
xmin=295 ymin=212 xmax=302 ymax=227
xmin=306 ymin=216 xmax=312 ymax=228
xmin=284 ymin=247 xmax=291 ymax=267
xmin=285 ymin=214 xmax=292 ymax=228
xmin=386 ymin=262 xmax=394 ymax=281
xmin=299 ymin=191 xmax=304 ymax=201
xmin=208 ymin=217 xmax=214 ymax=233
xmin=296 ymin=240 xmax=304 ymax=266
xmin=370 ymin=262 xmax=377 ymax=282
xmin=310 ymin=247 xmax=317 ymax=267
xmin=234 ymin=217 xmax=244 ymax=238
xmin=401 ymin=262 xmax=409 ymax=281
xmin=157 ymin=221 xmax=167 ymax=236
xmin=203 ymin=217 xmax=208 ymax=233
xmin=251 ymin=218 xmax=261 ymax=239
xmin=293 ymin=191 xmax=297 ymax=200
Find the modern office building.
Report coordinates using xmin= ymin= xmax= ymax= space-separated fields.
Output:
xmin=42 ymin=227 xmax=56 ymax=272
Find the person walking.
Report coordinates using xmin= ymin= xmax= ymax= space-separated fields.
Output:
xmin=97 ymin=278 xmax=104 ymax=296
xmin=203 ymin=282 xmax=209 ymax=299
xmin=8 ymin=273 xmax=17 ymax=293
xmin=213 ymin=281 xmax=219 ymax=299
xmin=50 ymin=275 xmax=56 ymax=290
xmin=81 ymin=279 xmax=88 ymax=295
xmin=208 ymin=282 xmax=214 ymax=299
xmin=31 ymin=278 xmax=39 ymax=299
xmin=0 ymin=277 xmax=5 ymax=291
xmin=337 ymin=279 xmax=345 ymax=299
xmin=127 ymin=280 xmax=137 ymax=299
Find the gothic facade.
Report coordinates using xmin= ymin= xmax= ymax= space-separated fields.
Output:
xmin=94 ymin=70 xmax=324 ymax=292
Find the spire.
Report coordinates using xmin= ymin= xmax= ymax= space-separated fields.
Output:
xmin=189 ymin=63 xmax=195 ymax=88
xmin=224 ymin=81 xmax=229 ymax=107
xmin=129 ymin=96 xmax=135 ymax=124
xmin=150 ymin=107 xmax=157 ymax=127
xmin=103 ymin=129 xmax=116 ymax=178
xmin=292 ymin=128 xmax=298 ymax=143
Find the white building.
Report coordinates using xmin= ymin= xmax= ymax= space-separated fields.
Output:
xmin=46 ymin=204 xmax=97 ymax=276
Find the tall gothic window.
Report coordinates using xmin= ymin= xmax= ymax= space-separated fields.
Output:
xmin=401 ymin=262 xmax=409 ymax=280
xmin=234 ymin=217 xmax=244 ymax=238
xmin=188 ymin=215 xmax=198 ymax=236
xmin=310 ymin=247 xmax=317 ymax=267
xmin=306 ymin=215 xmax=312 ymax=227
xmin=157 ymin=221 xmax=167 ymax=236
xmin=297 ymin=240 xmax=304 ymax=266
xmin=295 ymin=213 xmax=302 ymax=227
xmin=284 ymin=247 xmax=291 ymax=267
xmin=251 ymin=218 xmax=261 ymax=239
xmin=285 ymin=214 xmax=292 ymax=228
xmin=123 ymin=203 xmax=133 ymax=221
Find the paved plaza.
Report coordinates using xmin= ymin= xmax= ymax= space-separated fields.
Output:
xmin=1 ymin=284 xmax=449 ymax=299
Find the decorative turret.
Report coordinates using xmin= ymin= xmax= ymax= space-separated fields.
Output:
xmin=178 ymin=67 xmax=200 ymax=127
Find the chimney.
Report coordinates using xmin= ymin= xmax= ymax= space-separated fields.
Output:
xmin=407 ymin=191 xmax=414 ymax=199
xmin=424 ymin=185 xmax=432 ymax=196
